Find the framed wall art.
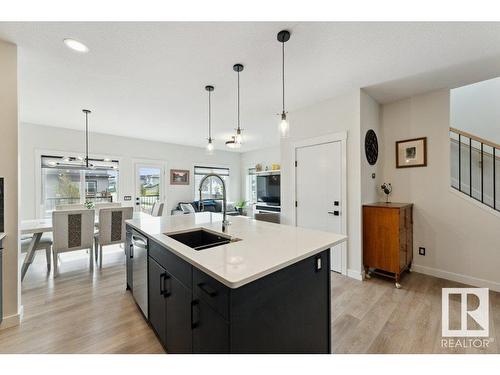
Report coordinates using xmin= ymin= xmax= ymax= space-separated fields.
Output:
xmin=170 ymin=169 xmax=190 ymax=185
xmin=396 ymin=137 xmax=427 ymax=168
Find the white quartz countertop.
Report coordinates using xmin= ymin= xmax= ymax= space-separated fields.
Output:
xmin=126 ymin=212 xmax=347 ymax=288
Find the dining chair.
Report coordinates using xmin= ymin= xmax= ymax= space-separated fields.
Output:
xmin=52 ymin=209 xmax=95 ymax=277
xmin=95 ymin=202 xmax=122 ymax=210
xmin=151 ymin=201 xmax=164 ymax=217
xmin=56 ymin=202 xmax=121 ymax=211
xmin=94 ymin=206 xmax=133 ymax=268
xmin=20 ymin=234 xmax=53 ymax=271
xmin=55 ymin=203 xmax=86 ymax=210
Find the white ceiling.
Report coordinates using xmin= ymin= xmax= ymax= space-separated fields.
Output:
xmin=2 ymin=22 xmax=500 ymax=151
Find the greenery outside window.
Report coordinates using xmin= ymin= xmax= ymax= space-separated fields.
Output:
xmin=41 ymin=155 xmax=119 ymax=217
xmin=194 ymin=166 xmax=230 ymax=200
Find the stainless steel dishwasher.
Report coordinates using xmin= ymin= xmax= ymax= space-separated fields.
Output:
xmin=130 ymin=230 xmax=148 ymax=318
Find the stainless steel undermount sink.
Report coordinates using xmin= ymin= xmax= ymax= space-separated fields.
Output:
xmin=165 ymin=228 xmax=241 ymax=251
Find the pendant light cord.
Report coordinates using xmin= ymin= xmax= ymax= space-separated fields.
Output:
xmin=85 ymin=111 xmax=89 ymax=168
xmin=282 ymin=40 xmax=285 ymax=113
xmin=237 ymin=69 xmax=240 ymax=131
xmin=208 ymin=90 xmax=212 ymax=140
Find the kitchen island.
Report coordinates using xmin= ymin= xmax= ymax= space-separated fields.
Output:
xmin=125 ymin=212 xmax=346 ymax=354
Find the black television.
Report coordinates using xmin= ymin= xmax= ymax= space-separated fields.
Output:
xmin=256 ymin=174 xmax=281 ymax=206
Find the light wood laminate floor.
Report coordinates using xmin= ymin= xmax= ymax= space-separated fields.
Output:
xmin=331 ymin=271 xmax=500 ymax=354
xmin=1 ymin=247 xmax=498 ymax=353
xmin=0 ymin=246 xmax=165 ymax=353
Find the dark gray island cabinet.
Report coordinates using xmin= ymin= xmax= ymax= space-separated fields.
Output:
xmin=125 ymin=224 xmax=332 ymax=354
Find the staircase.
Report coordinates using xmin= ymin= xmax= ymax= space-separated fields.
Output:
xmin=450 ymin=127 xmax=500 ymax=211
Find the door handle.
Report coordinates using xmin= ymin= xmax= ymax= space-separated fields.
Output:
xmin=129 ymin=244 xmax=134 ymax=259
xmin=328 ymin=211 xmax=340 ymax=216
xmin=160 ymin=272 xmax=171 ymax=297
xmin=315 ymin=254 xmax=322 ymax=272
xmin=191 ymin=300 xmax=200 ymax=329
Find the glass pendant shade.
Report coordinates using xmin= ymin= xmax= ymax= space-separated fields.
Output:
xmin=206 ymin=139 xmax=215 ymax=155
xmin=235 ymin=129 xmax=242 ymax=144
xmin=279 ymin=112 xmax=290 ymax=138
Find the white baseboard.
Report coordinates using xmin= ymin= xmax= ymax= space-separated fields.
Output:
xmin=347 ymin=268 xmax=364 ymax=281
xmin=413 ymin=264 xmax=500 ymax=292
xmin=0 ymin=312 xmax=21 ymax=330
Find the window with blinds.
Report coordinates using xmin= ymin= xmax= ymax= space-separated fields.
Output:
xmin=40 ymin=155 xmax=119 ymax=217
xmin=194 ymin=166 xmax=230 ymax=200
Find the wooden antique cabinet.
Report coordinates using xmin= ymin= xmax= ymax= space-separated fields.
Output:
xmin=362 ymin=202 xmax=413 ymax=288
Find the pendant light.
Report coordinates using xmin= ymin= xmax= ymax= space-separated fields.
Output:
xmin=225 ymin=135 xmax=238 ymax=149
xmin=227 ymin=63 xmax=244 ymax=148
xmin=277 ymin=30 xmax=291 ymax=138
xmin=83 ymin=109 xmax=92 ymax=168
xmin=205 ymin=85 xmax=215 ymax=155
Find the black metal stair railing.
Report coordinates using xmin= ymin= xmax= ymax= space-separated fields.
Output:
xmin=450 ymin=127 xmax=499 ymax=212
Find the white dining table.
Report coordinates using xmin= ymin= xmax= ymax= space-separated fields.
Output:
xmin=20 ymin=211 xmax=148 ymax=281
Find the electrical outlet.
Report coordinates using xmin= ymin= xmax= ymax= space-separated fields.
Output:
xmin=419 ymin=247 xmax=426 ymax=256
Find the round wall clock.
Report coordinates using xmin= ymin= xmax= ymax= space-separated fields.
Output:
xmin=365 ymin=129 xmax=378 ymax=165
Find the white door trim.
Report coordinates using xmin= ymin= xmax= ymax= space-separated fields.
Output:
xmin=291 ymin=131 xmax=348 ymax=276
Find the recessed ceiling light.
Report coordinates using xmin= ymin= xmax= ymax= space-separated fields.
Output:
xmin=63 ymin=38 xmax=89 ymax=53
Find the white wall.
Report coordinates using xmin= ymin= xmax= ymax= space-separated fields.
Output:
xmin=381 ymin=90 xmax=500 ymax=291
xmin=280 ymin=89 xmax=364 ymax=278
xmin=360 ymin=90 xmax=382 ymax=204
xmin=451 ymin=77 xmax=500 ymax=145
xmin=0 ymin=40 xmax=20 ymax=329
xmin=20 ymin=123 xmax=242 ymax=219
xmin=240 ymin=146 xmax=280 ymax=201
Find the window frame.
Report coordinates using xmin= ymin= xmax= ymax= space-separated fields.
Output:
xmin=247 ymin=167 xmax=257 ymax=204
xmin=35 ymin=149 xmax=122 ymax=219
xmin=193 ymin=165 xmax=230 ymax=201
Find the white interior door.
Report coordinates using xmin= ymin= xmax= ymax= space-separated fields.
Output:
xmin=134 ymin=163 xmax=165 ymax=213
xmin=295 ymin=141 xmax=344 ymax=273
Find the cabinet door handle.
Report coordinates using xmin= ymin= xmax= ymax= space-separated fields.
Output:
xmin=191 ymin=300 xmax=200 ymax=329
xmin=197 ymin=282 xmax=218 ymax=297
xmin=315 ymin=254 xmax=322 ymax=272
xmin=160 ymin=272 xmax=171 ymax=297
xmin=129 ymin=244 xmax=134 ymax=258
